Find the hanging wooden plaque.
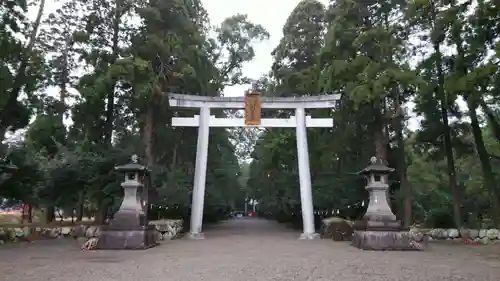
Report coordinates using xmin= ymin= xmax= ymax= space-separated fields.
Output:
xmin=244 ymin=92 xmax=261 ymax=125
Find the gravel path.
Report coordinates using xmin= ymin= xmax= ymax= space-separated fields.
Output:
xmin=1 ymin=218 xmax=499 ymax=281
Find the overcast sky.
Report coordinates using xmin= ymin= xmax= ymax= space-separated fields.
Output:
xmin=202 ymin=0 xmax=323 ymax=97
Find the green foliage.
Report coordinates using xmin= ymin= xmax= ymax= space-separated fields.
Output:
xmin=0 ymin=0 xmax=269 ymax=225
xmin=0 ymin=0 xmax=38 ymax=137
xmin=2 ymin=0 xmax=500 ymax=230
xmin=247 ymin=0 xmax=500 ymax=229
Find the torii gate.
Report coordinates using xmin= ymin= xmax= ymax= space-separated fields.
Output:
xmin=169 ymin=93 xmax=340 ymax=240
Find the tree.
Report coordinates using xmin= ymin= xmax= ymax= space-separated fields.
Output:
xmin=0 ymin=0 xmax=45 ymax=144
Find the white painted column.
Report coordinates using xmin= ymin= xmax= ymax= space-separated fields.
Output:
xmin=295 ymin=107 xmax=319 ymax=240
xmin=188 ymin=106 xmax=210 ymax=239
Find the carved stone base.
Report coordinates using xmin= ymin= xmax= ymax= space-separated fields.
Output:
xmin=351 ymin=230 xmax=421 ymax=251
xmin=299 ymin=232 xmax=320 ymax=240
xmin=353 ymin=219 xmax=406 ymax=231
xmin=96 ymin=225 xmax=157 ymax=250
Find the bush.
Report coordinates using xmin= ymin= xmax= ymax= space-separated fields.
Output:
xmin=424 ymin=209 xmax=456 ymax=228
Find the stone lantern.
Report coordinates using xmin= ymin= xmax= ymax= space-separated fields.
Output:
xmin=96 ymin=155 xmax=157 ymax=250
xmin=351 ymin=156 xmax=417 ymax=250
xmin=359 ymin=156 xmax=396 ymax=222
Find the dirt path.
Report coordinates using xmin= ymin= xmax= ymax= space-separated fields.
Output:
xmin=1 ymin=218 xmax=499 ymax=281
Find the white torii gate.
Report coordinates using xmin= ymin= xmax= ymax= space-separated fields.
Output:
xmin=169 ymin=93 xmax=340 ymax=240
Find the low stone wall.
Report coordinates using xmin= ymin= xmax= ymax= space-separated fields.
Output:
xmin=410 ymin=228 xmax=500 ymax=244
xmin=0 ymin=219 xmax=183 ymax=244
xmin=319 ymin=217 xmax=500 ymax=246
xmin=150 ymin=219 xmax=184 ymax=241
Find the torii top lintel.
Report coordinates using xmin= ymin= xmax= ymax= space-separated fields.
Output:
xmin=168 ymin=93 xmax=341 ymax=109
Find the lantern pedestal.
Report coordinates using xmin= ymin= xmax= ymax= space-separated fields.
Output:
xmin=97 ymin=207 xmax=157 ymax=250
xmin=352 ymin=218 xmax=414 ymax=250
xmin=97 ymin=225 xmax=157 ymax=250
xmin=96 ymin=156 xmax=158 ymax=250
xmin=351 ymin=157 xmax=422 ymax=251
xmin=351 ymin=230 xmax=415 ymax=251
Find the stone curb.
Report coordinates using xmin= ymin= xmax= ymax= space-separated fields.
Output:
xmin=0 ymin=219 xmax=184 ymax=244
xmin=409 ymin=228 xmax=500 ymax=244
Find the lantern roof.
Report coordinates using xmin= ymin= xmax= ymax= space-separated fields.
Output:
xmin=358 ymin=156 xmax=394 ymax=175
xmin=0 ymin=160 xmax=17 ymax=173
xmin=115 ymin=155 xmax=150 ymax=173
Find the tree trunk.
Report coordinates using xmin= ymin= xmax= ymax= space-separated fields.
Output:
xmin=28 ymin=204 xmax=33 ymax=223
xmin=479 ymin=98 xmax=500 ymax=143
xmin=467 ymin=97 xmax=499 ymax=224
xmin=142 ymin=101 xmax=154 ymax=220
xmin=373 ymin=114 xmax=388 ymax=161
xmin=45 ymin=205 xmax=55 ymax=223
xmin=94 ymin=202 xmax=108 ymax=224
xmin=393 ymin=102 xmax=410 ymax=227
xmin=75 ymin=191 xmax=85 ymax=221
xmin=373 ymin=108 xmax=392 ymax=208
xmin=434 ymin=42 xmax=462 ymax=228
xmin=447 ymin=10 xmax=485 ymax=227
xmin=58 ymin=34 xmax=72 ymax=119
xmin=103 ymin=0 xmax=122 ymax=145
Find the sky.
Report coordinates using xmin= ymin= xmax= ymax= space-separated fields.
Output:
xmin=202 ymin=0 xmax=317 ymax=97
